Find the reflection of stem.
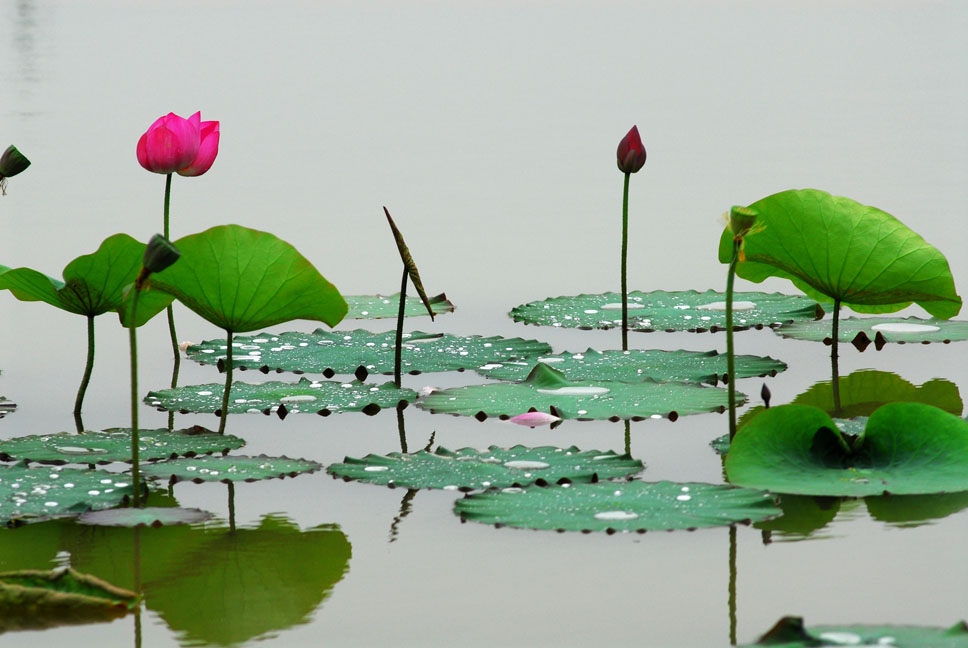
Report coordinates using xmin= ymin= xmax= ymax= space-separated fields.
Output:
xmin=73 ymin=314 xmax=95 ymax=433
xmin=726 ymin=238 xmax=740 ymax=441
xmin=129 ymin=290 xmax=142 ymax=508
xmin=728 ymin=525 xmax=737 ymax=646
xmin=218 ymin=329 xmax=233 ymax=435
xmin=228 ymin=481 xmax=236 ymax=533
xmin=621 ymin=172 xmax=630 ymax=351
xmin=389 ymin=489 xmax=417 ymax=544
xmin=623 ymin=419 xmax=631 ymax=455
xmin=164 ymin=173 xmax=179 ymax=433
xmin=831 ymin=299 xmax=841 ymax=415
xmin=133 ymin=525 xmax=142 ymax=648
xmin=397 ymin=402 xmax=408 ymax=453
xmin=394 ymin=267 xmax=408 ymax=388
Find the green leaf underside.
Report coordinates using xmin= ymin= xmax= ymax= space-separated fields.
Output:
xmin=475 ymin=348 xmax=786 ymax=384
xmin=186 ymin=329 xmax=553 ymax=378
xmin=0 ymin=428 xmax=245 ymax=465
xmin=777 ymin=316 xmax=968 ymax=347
xmin=725 ymin=403 xmax=968 ymax=496
xmin=718 ymin=188 xmax=962 ymax=318
xmin=78 ymin=507 xmax=213 ymax=527
xmin=0 ymin=567 xmax=138 ymax=631
xmin=327 ymin=445 xmax=643 ymax=490
xmin=146 ymin=378 xmax=416 ymax=415
xmin=419 ymin=363 xmax=743 ymax=421
xmin=455 ymin=481 xmax=779 ymax=532
xmin=0 ymin=463 xmax=134 ymax=525
xmin=509 ymin=290 xmax=822 ymax=332
xmin=746 ymin=616 xmax=968 ymax=648
xmin=345 ymin=293 xmax=454 ymax=319
xmin=140 ymin=455 xmax=322 ymax=483
xmin=147 ymin=224 xmax=347 ymax=332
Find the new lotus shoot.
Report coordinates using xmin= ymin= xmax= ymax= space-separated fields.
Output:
xmin=725 ymin=206 xmax=758 ymax=441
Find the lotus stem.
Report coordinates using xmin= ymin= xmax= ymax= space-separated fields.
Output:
xmin=831 ymin=298 xmax=841 ymax=415
xmin=624 ymin=419 xmax=631 ymax=456
xmin=728 ymin=525 xmax=737 ymax=646
xmin=228 ymin=481 xmax=236 ymax=533
xmin=726 ymin=238 xmax=740 ymax=441
xmin=218 ymin=329 xmax=233 ymax=435
xmin=621 ymin=171 xmax=630 ymax=351
xmin=163 ymin=173 xmax=180 ymax=432
xmin=394 ymin=267 xmax=408 ymax=388
xmin=397 ymin=402 xmax=408 ymax=453
xmin=73 ymin=314 xmax=95 ymax=433
xmin=128 ymin=290 xmax=142 ymax=508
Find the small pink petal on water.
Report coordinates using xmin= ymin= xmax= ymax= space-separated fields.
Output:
xmin=509 ymin=412 xmax=561 ymax=427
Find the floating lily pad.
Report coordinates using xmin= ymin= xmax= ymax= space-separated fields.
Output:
xmin=186 ymin=329 xmax=552 ymax=379
xmin=146 ymin=377 xmax=416 ymax=417
xmin=777 ymin=316 xmax=968 ymax=350
xmin=0 ymin=427 xmax=245 ymax=465
xmin=508 ymin=290 xmax=822 ymax=332
xmin=474 ymin=348 xmax=786 ymax=385
xmin=0 ymin=462 xmax=136 ymax=525
xmin=0 ymin=397 xmax=14 ymax=419
xmin=140 ymin=455 xmax=322 ymax=484
xmin=345 ymin=293 xmax=454 ymax=319
xmin=419 ymin=363 xmax=742 ymax=422
xmin=77 ymin=507 xmax=213 ymax=528
xmin=455 ymin=481 xmax=779 ymax=533
xmin=328 ymin=445 xmax=643 ymax=490
xmin=745 ymin=616 xmax=968 ymax=647
xmin=725 ymin=403 xmax=968 ymax=496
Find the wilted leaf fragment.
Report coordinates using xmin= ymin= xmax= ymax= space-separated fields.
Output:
xmin=745 ymin=616 xmax=968 ymax=648
xmin=328 ymin=445 xmax=643 ymax=490
xmin=141 ymin=455 xmax=322 ymax=483
xmin=0 ymin=463 xmax=135 ymax=525
xmin=455 ymin=481 xmax=779 ymax=533
xmin=78 ymin=506 xmax=213 ymax=527
xmin=345 ymin=293 xmax=454 ymax=319
xmin=777 ymin=316 xmax=968 ymax=349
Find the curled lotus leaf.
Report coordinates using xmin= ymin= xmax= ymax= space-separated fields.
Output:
xmin=745 ymin=616 xmax=968 ymax=648
xmin=141 ymin=454 xmax=322 ymax=484
xmin=454 ymin=481 xmax=780 ymax=533
xmin=77 ymin=507 xmax=213 ymax=528
xmin=0 ymin=427 xmax=245 ymax=465
xmin=509 ymin=290 xmax=822 ymax=332
xmin=145 ymin=378 xmax=416 ymax=417
xmin=185 ymin=329 xmax=552 ymax=379
xmin=0 ymin=462 xmax=136 ymax=525
xmin=776 ymin=316 xmax=968 ymax=350
xmin=725 ymin=403 xmax=968 ymax=496
xmin=327 ymin=445 xmax=643 ymax=491
xmin=345 ymin=293 xmax=454 ymax=319
xmin=419 ymin=363 xmax=743 ymax=422
xmin=475 ymin=348 xmax=786 ymax=385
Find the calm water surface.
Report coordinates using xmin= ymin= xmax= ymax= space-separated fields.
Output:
xmin=0 ymin=2 xmax=966 ymax=646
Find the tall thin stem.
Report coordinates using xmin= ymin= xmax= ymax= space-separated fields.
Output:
xmin=831 ymin=298 xmax=842 ymax=415
xmin=218 ymin=329 xmax=233 ymax=435
xmin=227 ymin=481 xmax=236 ymax=533
xmin=163 ymin=173 xmax=180 ymax=431
xmin=623 ymin=419 xmax=631 ymax=456
xmin=726 ymin=238 xmax=740 ymax=441
xmin=394 ymin=267 xmax=408 ymax=388
xmin=728 ymin=525 xmax=737 ymax=646
xmin=397 ymin=402 xmax=408 ymax=453
xmin=620 ymin=172 xmax=631 ymax=351
xmin=73 ymin=314 xmax=95 ymax=433
xmin=128 ymin=290 xmax=142 ymax=508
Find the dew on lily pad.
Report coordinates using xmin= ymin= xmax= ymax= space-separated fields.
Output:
xmin=141 ymin=455 xmax=322 ymax=484
xmin=777 ymin=316 xmax=968 ymax=351
xmin=344 ymin=293 xmax=454 ymax=319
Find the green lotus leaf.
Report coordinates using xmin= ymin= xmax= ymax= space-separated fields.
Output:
xmin=345 ymin=293 xmax=454 ymax=319
xmin=0 ymin=567 xmax=138 ymax=632
xmin=328 ymin=445 xmax=643 ymax=490
xmin=745 ymin=616 xmax=968 ymax=647
xmin=725 ymin=403 xmax=968 ymax=496
xmin=147 ymin=224 xmax=347 ymax=333
xmin=0 ymin=462 xmax=136 ymax=525
xmin=474 ymin=348 xmax=786 ymax=385
xmin=185 ymin=329 xmax=553 ymax=379
xmin=146 ymin=378 xmax=416 ymax=416
xmin=777 ymin=316 xmax=968 ymax=350
xmin=77 ymin=507 xmax=214 ymax=527
xmin=509 ymin=290 xmax=822 ymax=332
xmin=712 ymin=418 xmax=867 ymax=456
xmin=0 ymin=427 xmax=245 ymax=465
xmin=718 ymin=189 xmax=962 ymax=318
xmin=455 ymin=481 xmax=779 ymax=533
xmin=0 ymin=397 xmax=14 ymax=419
xmin=418 ymin=363 xmax=743 ymax=422
xmin=140 ymin=454 xmax=322 ymax=483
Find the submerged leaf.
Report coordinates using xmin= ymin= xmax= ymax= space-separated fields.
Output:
xmin=0 ymin=462 xmax=136 ymax=525
xmin=345 ymin=293 xmax=454 ymax=319
xmin=140 ymin=455 xmax=322 ymax=483
xmin=777 ymin=316 xmax=968 ymax=349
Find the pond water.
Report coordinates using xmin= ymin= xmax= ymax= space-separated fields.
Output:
xmin=1 ymin=1 xmax=966 ymax=646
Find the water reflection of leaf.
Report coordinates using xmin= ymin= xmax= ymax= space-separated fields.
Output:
xmin=866 ymin=491 xmax=968 ymax=528
xmin=754 ymin=495 xmax=841 ymax=541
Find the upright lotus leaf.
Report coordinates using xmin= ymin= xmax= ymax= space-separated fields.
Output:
xmin=140 ymin=454 xmax=322 ymax=484
xmin=345 ymin=293 xmax=454 ymax=319
xmin=510 ymin=290 xmax=822 ymax=332
xmin=475 ymin=348 xmax=786 ymax=385
xmin=745 ymin=616 xmax=968 ymax=648
xmin=147 ymin=225 xmax=347 ymax=332
xmin=185 ymin=330 xmax=553 ymax=379
xmin=0 ymin=462 xmax=137 ymax=525
xmin=0 ymin=427 xmax=245 ymax=465
xmin=328 ymin=445 xmax=644 ymax=490
xmin=718 ymin=189 xmax=962 ymax=318
xmin=419 ymin=363 xmax=743 ymax=421
xmin=0 ymin=567 xmax=138 ymax=632
xmin=455 ymin=481 xmax=780 ymax=533
xmin=777 ymin=316 xmax=968 ymax=350
xmin=146 ymin=378 xmax=416 ymax=417
xmin=725 ymin=403 xmax=968 ymax=496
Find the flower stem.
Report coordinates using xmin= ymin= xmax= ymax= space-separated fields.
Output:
xmin=163 ymin=173 xmax=179 ymax=432
xmin=831 ymin=298 xmax=841 ymax=415
xmin=128 ymin=290 xmax=142 ymax=508
xmin=621 ymin=172 xmax=631 ymax=351
xmin=218 ymin=329 xmax=233 ymax=435
xmin=394 ymin=267 xmax=408 ymax=388
xmin=726 ymin=238 xmax=740 ymax=441
xmin=73 ymin=314 xmax=95 ymax=433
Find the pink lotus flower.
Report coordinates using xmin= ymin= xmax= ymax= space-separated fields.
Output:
xmin=509 ymin=411 xmax=562 ymax=428
xmin=136 ymin=111 xmax=219 ymax=176
xmin=616 ymin=125 xmax=646 ymax=174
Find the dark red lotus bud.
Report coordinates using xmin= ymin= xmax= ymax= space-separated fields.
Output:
xmin=616 ymin=125 xmax=646 ymax=174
